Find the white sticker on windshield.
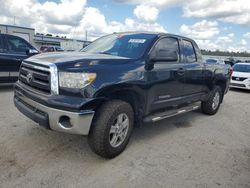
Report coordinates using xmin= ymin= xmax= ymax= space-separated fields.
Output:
xmin=128 ymin=39 xmax=146 ymax=43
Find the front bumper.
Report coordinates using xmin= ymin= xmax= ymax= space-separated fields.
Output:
xmin=14 ymin=89 xmax=95 ymax=135
xmin=230 ymin=80 xmax=250 ymax=90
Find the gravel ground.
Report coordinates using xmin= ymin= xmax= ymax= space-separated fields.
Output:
xmin=0 ymin=85 xmax=249 ymax=188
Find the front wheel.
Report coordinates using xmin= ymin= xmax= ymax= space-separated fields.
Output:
xmin=88 ymin=100 xmax=134 ymax=158
xmin=202 ymin=86 xmax=223 ymax=115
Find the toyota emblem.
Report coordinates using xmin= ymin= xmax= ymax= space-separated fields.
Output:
xmin=26 ymin=72 xmax=33 ymax=83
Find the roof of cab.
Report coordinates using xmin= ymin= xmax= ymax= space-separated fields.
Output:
xmin=112 ymin=31 xmax=195 ymax=42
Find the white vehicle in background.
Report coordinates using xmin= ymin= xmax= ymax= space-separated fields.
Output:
xmin=204 ymin=57 xmax=225 ymax=64
xmin=230 ymin=63 xmax=250 ymax=90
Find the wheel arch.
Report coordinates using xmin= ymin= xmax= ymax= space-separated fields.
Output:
xmin=94 ymin=86 xmax=146 ymax=126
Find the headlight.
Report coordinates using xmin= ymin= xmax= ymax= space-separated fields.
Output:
xmin=59 ymin=72 xmax=96 ymax=88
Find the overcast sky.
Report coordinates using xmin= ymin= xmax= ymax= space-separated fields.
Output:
xmin=0 ymin=0 xmax=250 ymax=52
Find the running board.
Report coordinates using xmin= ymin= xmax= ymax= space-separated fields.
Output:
xmin=143 ymin=103 xmax=200 ymax=123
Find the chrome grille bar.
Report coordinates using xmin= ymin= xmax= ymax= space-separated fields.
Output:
xmin=19 ymin=61 xmax=59 ymax=95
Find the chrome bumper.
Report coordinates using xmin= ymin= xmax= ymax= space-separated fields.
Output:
xmin=230 ymin=80 xmax=250 ymax=90
xmin=14 ymin=91 xmax=95 ymax=135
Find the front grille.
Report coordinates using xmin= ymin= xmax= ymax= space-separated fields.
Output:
xmin=232 ymin=76 xmax=247 ymax=81
xmin=230 ymin=83 xmax=246 ymax=88
xmin=19 ymin=63 xmax=51 ymax=94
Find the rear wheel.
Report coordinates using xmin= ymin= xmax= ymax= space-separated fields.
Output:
xmin=202 ymin=86 xmax=223 ymax=115
xmin=88 ymin=100 xmax=134 ymax=158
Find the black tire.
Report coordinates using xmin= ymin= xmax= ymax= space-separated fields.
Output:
xmin=88 ymin=100 xmax=134 ymax=158
xmin=202 ymin=86 xmax=223 ymax=115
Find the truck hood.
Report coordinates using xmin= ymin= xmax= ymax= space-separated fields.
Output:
xmin=26 ymin=52 xmax=132 ymax=68
xmin=232 ymin=71 xmax=250 ymax=78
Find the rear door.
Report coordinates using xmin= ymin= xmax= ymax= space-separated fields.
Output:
xmin=181 ymin=39 xmax=205 ymax=98
xmin=146 ymin=37 xmax=186 ymax=114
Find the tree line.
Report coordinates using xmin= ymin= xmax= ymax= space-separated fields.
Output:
xmin=201 ymin=49 xmax=250 ymax=57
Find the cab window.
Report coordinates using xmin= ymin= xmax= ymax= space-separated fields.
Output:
xmin=193 ymin=42 xmax=202 ymax=61
xmin=182 ymin=40 xmax=197 ymax=63
xmin=0 ymin=36 xmax=6 ymax=53
xmin=151 ymin=37 xmax=180 ymax=63
xmin=6 ymin=35 xmax=31 ymax=54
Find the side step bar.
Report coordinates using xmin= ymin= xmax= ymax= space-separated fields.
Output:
xmin=143 ymin=103 xmax=200 ymax=123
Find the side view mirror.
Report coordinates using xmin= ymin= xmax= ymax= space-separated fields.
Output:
xmin=150 ymin=49 xmax=178 ymax=62
xmin=26 ymin=49 xmax=39 ymax=56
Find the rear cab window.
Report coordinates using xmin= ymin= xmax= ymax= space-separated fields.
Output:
xmin=182 ymin=40 xmax=197 ymax=63
xmin=193 ymin=42 xmax=202 ymax=61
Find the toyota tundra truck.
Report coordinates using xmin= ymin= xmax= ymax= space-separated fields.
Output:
xmin=14 ymin=32 xmax=230 ymax=158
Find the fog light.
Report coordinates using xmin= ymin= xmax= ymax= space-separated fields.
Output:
xmin=59 ymin=116 xmax=73 ymax=129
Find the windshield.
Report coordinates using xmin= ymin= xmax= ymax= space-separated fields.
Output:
xmin=233 ymin=64 xmax=250 ymax=72
xmin=81 ymin=33 xmax=156 ymax=59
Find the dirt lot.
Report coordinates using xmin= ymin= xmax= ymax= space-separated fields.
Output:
xmin=0 ymin=85 xmax=249 ymax=188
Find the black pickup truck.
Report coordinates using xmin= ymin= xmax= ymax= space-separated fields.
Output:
xmin=14 ymin=32 xmax=230 ymax=158
xmin=0 ymin=33 xmax=38 ymax=83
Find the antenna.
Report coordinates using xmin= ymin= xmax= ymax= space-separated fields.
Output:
xmin=13 ymin=16 xmax=16 ymax=25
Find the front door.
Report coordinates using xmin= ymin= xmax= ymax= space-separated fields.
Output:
xmin=0 ymin=35 xmax=11 ymax=83
xmin=3 ymin=35 xmax=31 ymax=81
xmin=145 ymin=37 xmax=186 ymax=114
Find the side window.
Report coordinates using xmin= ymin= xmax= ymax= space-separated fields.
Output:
xmin=6 ymin=35 xmax=31 ymax=54
xmin=152 ymin=37 xmax=180 ymax=63
xmin=0 ymin=36 xmax=4 ymax=53
xmin=183 ymin=40 xmax=197 ymax=63
xmin=193 ymin=42 xmax=202 ymax=61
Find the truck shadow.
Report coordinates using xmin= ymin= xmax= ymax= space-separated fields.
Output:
xmin=229 ymin=88 xmax=250 ymax=93
xmin=131 ymin=110 xmax=200 ymax=142
xmin=0 ymin=84 xmax=14 ymax=92
xmin=0 ymin=108 xmax=223 ymax=184
xmin=12 ymin=109 xmax=201 ymax=166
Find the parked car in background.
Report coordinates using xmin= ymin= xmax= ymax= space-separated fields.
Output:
xmin=224 ymin=57 xmax=244 ymax=66
xmin=236 ymin=60 xmax=243 ymax=63
xmin=230 ymin=63 xmax=250 ymax=90
xmin=204 ymin=57 xmax=225 ymax=65
xmin=0 ymin=33 xmax=39 ymax=83
xmin=224 ymin=57 xmax=239 ymax=66
xmin=40 ymin=46 xmax=64 ymax=53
